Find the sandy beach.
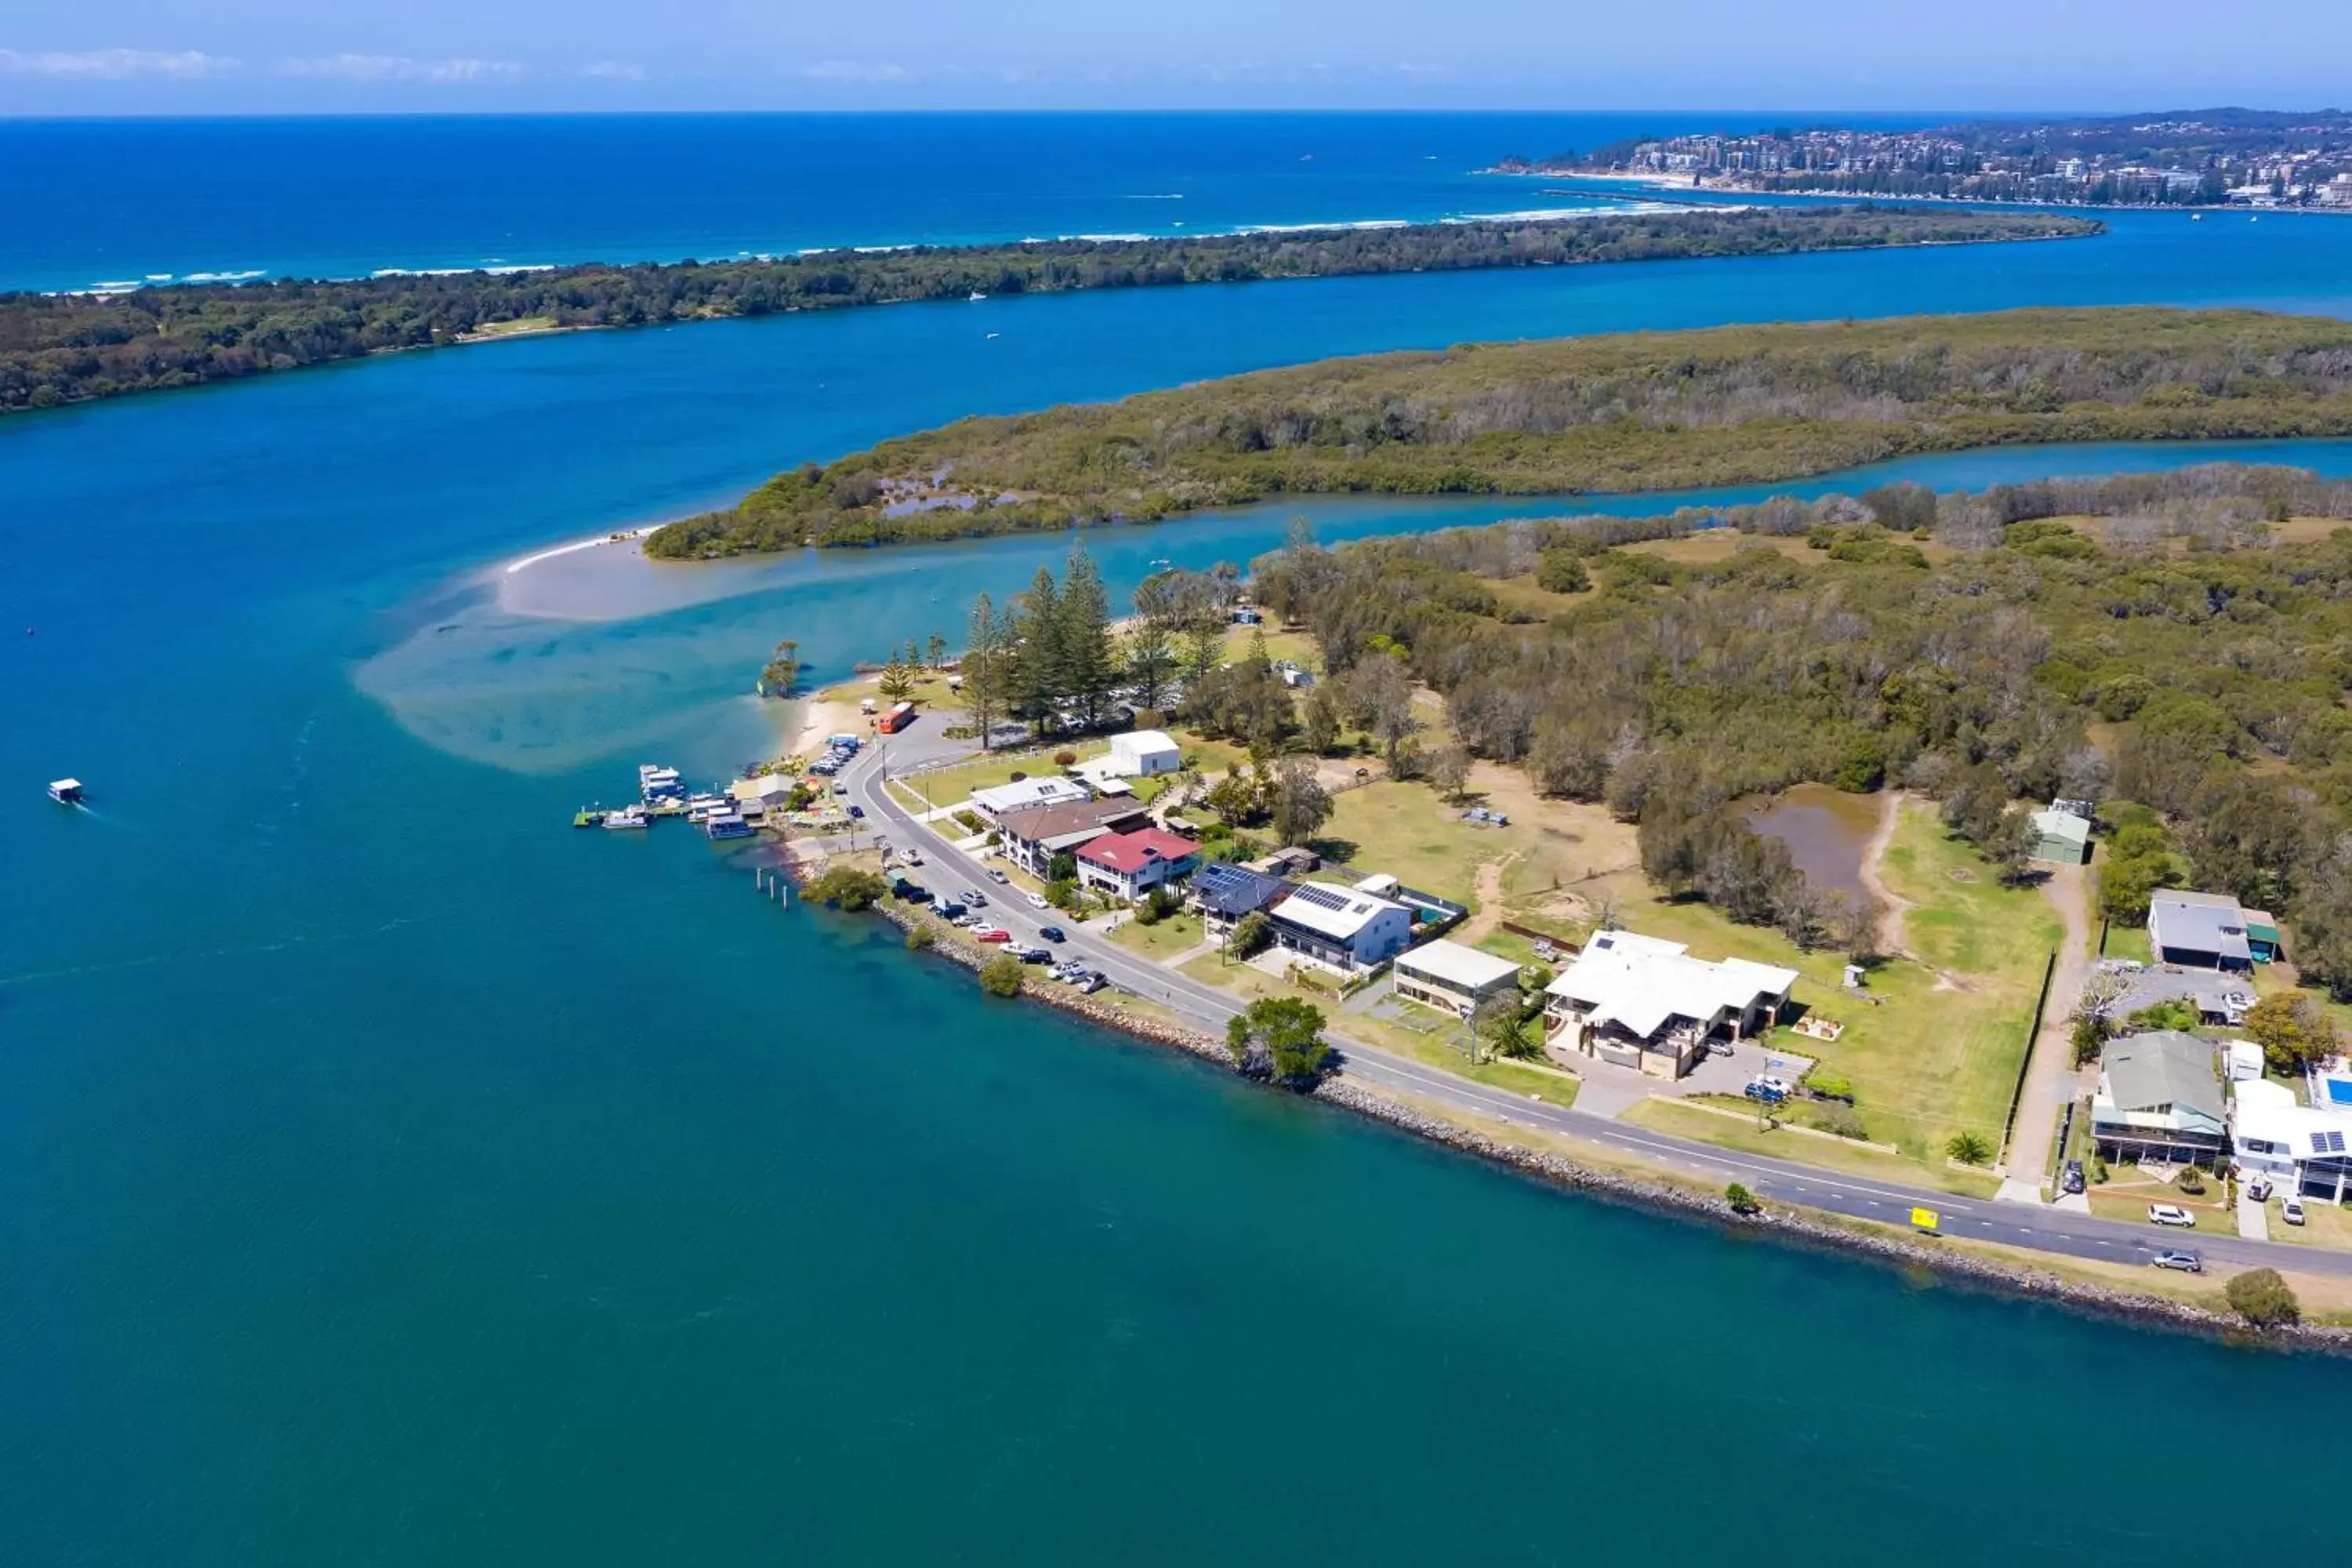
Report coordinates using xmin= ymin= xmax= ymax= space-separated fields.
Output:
xmin=789 ymin=693 xmax=868 ymax=759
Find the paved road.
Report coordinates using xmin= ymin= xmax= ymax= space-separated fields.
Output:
xmin=844 ymin=746 xmax=2352 ymax=1282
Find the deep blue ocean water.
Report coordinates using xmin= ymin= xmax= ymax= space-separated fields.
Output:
xmin=9 ymin=114 xmax=2352 ymax=1565
xmin=1 ymin=111 xmax=1949 ymax=292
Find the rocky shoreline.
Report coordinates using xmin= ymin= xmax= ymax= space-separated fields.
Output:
xmin=860 ymin=894 xmax=2350 ymax=1353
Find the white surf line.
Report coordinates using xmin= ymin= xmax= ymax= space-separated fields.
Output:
xmin=503 ymin=526 xmax=653 ymax=576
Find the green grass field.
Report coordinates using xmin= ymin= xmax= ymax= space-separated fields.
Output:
xmin=1610 ymin=800 xmax=2059 ymax=1167
xmin=1110 ymin=910 xmax=1210 ymax=962
xmin=1621 ymin=1100 xmax=2004 ymax=1198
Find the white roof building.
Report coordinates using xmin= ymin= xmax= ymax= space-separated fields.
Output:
xmin=1106 ymin=729 xmax=1183 ymax=778
xmin=1395 ymin=940 xmax=1523 ymax=992
xmin=1545 ymin=931 xmax=1797 ymax=1046
xmin=1266 ymin=880 xmax=1417 ymax=974
xmin=1395 ymin=938 xmax=1524 ymax=1018
xmin=2231 ymin=1076 xmax=2352 ymax=1199
xmin=970 ymin=775 xmax=1090 ymax=818
xmin=1274 ymin=881 xmax=1407 ymax=942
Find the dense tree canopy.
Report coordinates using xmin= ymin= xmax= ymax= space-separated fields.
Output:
xmin=2 ymin=206 xmax=2092 ymax=415
xmin=652 ymin=307 xmax=2352 ymax=556
xmin=1247 ymin=466 xmax=2352 ymax=993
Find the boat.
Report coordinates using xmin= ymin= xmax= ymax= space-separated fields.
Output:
xmin=48 ymin=778 xmax=84 ymax=804
xmin=602 ymin=805 xmax=650 ymax=830
xmin=704 ymin=812 xmax=754 ymax=840
xmin=968 ymin=290 xmax=986 ymax=302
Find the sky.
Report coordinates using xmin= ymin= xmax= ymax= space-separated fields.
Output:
xmin=2 ymin=1 xmax=2350 ymax=116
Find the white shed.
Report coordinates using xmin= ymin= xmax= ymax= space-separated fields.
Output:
xmin=1107 ymin=729 xmax=1182 ymax=778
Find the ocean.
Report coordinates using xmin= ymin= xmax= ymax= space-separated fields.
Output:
xmin=7 ymin=112 xmax=2352 ymax=1565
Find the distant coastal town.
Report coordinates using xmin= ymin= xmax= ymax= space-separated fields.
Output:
xmin=1491 ymin=107 xmax=2352 ymax=209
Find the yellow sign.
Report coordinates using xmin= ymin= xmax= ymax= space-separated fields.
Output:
xmin=1911 ymin=1207 xmax=1941 ymax=1232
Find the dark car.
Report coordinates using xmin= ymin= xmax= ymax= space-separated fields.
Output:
xmin=2151 ymin=1249 xmax=2203 ymax=1273
xmin=1038 ymin=925 xmax=1066 ymax=943
xmin=935 ymin=902 xmax=967 ymax=920
xmin=847 ymin=804 xmax=865 ymax=818
xmin=2061 ymin=1159 xmax=2086 ymax=1195
xmin=903 ymin=885 xmax=932 ymax=905
xmin=1015 ymin=946 xmax=1053 ymax=964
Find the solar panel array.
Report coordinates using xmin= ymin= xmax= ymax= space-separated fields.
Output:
xmin=1286 ymin=884 xmax=1355 ymax=913
xmin=2314 ymin=1129 xmax=2348 ymax=1156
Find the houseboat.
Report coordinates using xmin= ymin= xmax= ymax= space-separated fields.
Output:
xmin=48 ymin=778 xmax=84 ymax=804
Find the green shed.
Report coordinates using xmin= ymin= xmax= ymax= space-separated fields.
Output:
xmin=2028 ymin=808 xmax=2092 ymax=866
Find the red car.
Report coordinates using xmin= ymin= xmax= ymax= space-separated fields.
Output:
xmin=975 ymin=928 xmax=1012 ymax=943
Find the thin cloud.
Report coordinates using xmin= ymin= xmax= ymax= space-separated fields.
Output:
xmin=0 ymin=47 xmax=241 ymax=80
xmin=278 ymin=54 xmax=525 ymax=83
xmin=803 ymin=60 xmax=917 ymax=83
xmin=579 ymin=61 xmax=646 ymax=81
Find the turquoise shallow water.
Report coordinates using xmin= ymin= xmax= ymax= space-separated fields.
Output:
xmin=13 ymin=119 xmax=2352 ymax=1563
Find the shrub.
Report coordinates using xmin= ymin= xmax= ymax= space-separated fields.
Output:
xmin=1810 ymin=1104 xmax=1870 ymax=1142
xmin=2225 ymin=1267 xmax=2301 ymax=1328
xmin=906 ymin=924 xmax=936 ymax=951
xmin=2176 ymin=1166 xmax=2205 ymax=1196
xmin=1725 ymin=1182 xmax=1759 ymax=1214
xmin=1535 ymin=548 xmax=1591 ymax=594
xmin=978 ymin=953 xmax=1025 ymax=997
xmin=1229 ymin=910 xmax=1273 ymax=958
xmin=803 ymin=866 xmax=889 ymax=911
xmin=1054 ymin=750 xmax=1078 ymax=767
xmin=1946 ymin=1131 xmax=1993 ymax=1167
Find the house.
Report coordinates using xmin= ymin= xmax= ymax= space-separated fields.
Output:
xmin=970 ymin=775 xmax=1091 ymax=823
xmin=1393 ymin=940 xmax=1524 ymax=1018
xmin=1265 ymin=881 xmax=1415 ymax=976
xmin=2147 ymin=889 xmax=2278 ymax=971
xmin=993 ymin=797 xmax=1151 ymax=879
xmin=1350 ymin=872 xmax=1468 ymax=931
xmin=1105 ymin=729 xmax=1183 ymax=779
xmin=1543 ymin=930 xmax=1796 ymax=1080
xmin=2232 ymin=1078 xmax=2352 ymax=1199
xmin=731 ymin=775 xmax=796 ymax=811
xmin=2090 ymin=1031 xmax=2228 ymax=1168
xmin=1246 ymin=845 xmax=1322 ymax=877
xmin=1075 ymin=828 xmax=1202 ymax=902
xmin=2028 ymin=807 xmax=2092 ymax=866
xmin=1189 ymin=862 xmax=1290 ymax=939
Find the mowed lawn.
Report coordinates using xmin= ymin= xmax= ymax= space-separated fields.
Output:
xmin=1616 ymin=800 xmax=2060 ymax=1166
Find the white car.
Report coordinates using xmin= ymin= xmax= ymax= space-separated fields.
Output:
xmin=2147 ymin=1203 xmax=2197 ymax=1229
xmin=1748 ymin=1075 xmax=1795 ymax=1098
xmin=1025 ymin=892 xmax=1051 ymax=910
xmin=2283 ymin=1194 xmax=2308 ymax=1225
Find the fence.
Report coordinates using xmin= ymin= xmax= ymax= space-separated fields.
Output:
xmin=1996 ymin=951 xmax=2060 ymax=1167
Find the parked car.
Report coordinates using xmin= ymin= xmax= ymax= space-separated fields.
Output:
xmin=2248 ymin=1174 xmax=2273 ymax=1203
xmin=2061 ymin=1160 xmax=2086 ymax=1195
xmin=2151 ymin=1249 xmax=2204 ymax=1273
xmin=1743 ymin=1081 xmax=1786 ymax=1104
xmin=2147 ymin=1203 xmax=2197 ymax=1228
xmin=935 ymin=902 xmax=967 ymax=920
xmin=975 ymin=928 xmax=1012 ymax=943
xmin=1038 ymin=925 xmax=1066 ymax=943
xmin=902 ymin=885 xmax=931 ymax=904
xmin=900 ymin=851 xmax=923 ymax=866
xmin=1014 ymin=946 xmax=1052 ymax=964
xmin=987 ymin=869 xmax=1010 ymax=884
xmin=2284 ymin=1194 xmax=2308 ymax=1225
xmin=1079 ymin=973 xmax=1108 ymax=994
xmin=1025 ymin=892 xmax=1051 ymax=910
xmin=963 ymin=890 xmax=988 ymax=907
xmin=1749 ymin=1075 xmax=1795 ymax=1098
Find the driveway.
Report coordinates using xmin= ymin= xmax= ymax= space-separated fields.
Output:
xmin=1998 ymin=862 xmax=2093 ymax=1189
